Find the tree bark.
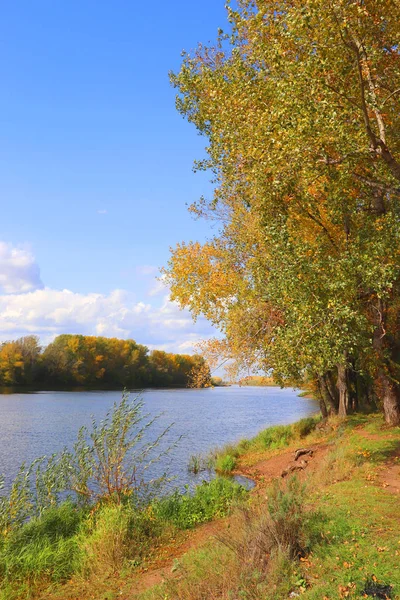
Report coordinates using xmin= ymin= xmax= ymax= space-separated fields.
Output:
xmin=337 ymin=363 xmax=351 ymax=417
xmin=377 ymin=371 xmax=400 ymax=426
xmin=318 ymin=373 xmax=338 ymax=415
xmin=316 ymin=378 xmax=329 ymax=418
xmin=372 ymin=298 xmax=400 ymax=425
xmin=325 ymin=370 xmax=339 ymax=412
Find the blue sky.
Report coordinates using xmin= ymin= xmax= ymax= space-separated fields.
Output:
xmin=0 ymin=1 xmax=228 ymax=351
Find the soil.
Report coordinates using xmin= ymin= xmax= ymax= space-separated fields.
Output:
xmin=378 ymin=449 xmax=400 ymax=494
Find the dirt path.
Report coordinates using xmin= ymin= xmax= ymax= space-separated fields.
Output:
xmin=239 ymin=442 xmax=329 ymax=484
xmin=378 ymin=449 xmax=400 ymax=494
xmin=130 ymin=518 xmax=226 ymax=595
xmin=129 ymin=442 xmax=329 ymax=597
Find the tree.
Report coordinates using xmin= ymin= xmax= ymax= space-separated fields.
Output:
xmin=0 ymin=336 xmax=41 ymax=386
xmin=165 ymin=0 xmax=400 ymax=423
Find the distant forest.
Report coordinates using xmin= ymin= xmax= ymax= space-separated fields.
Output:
xmin=0 ymin=335 xmax=209 ymax=389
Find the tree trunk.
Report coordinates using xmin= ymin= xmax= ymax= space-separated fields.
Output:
xmin=337 ymin=363 xmax=351 ymax=417
xmin=316 ymin=378 xmax=329 ymax=418
xmin=372 ymin=298 xmax=400 ymax=426
xmin=325 ymin=370 xmax=339 ymax=413
xmin=349 ymin=360 xmax=358 ymax=412
xmin=377 ymin=371 xmax=400 ymax=426
xmin=318 ymin=373 xmax=338 ymax=415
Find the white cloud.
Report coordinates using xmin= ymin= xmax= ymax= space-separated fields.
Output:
xmin=148 ymin=273 xmax=168 ymax=296
xmin=97 ymin=209 xmax=108 ymax=215
xmin=0 ymin=242 xmax=216 ymax=352
xmin=0 ymin=288 xmax=215 ymax=353
xmin=0 ymin=242 xmax=43 ymax=294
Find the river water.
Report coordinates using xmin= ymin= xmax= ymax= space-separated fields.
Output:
xmin=0 ymin=386 xmax=317 ymax=491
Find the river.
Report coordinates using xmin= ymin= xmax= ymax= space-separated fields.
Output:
xmin=0 ymin=386 xmax=317 ymax=491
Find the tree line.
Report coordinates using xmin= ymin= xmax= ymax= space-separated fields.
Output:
xmin=0 ymin=335 xmax=209 ymax=389
xmin=164 ymin=0 xmax=400 ymax=424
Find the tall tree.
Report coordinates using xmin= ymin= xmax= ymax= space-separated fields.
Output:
xmin=165 ymin=0 xmax=400 ymax=423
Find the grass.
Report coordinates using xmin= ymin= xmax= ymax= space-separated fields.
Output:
xmin=152 ymin=477 xmax=247 ymax=529
xmin=0 ymin=477 xmax=248 ymax=599
xmin=207 ymin=414 xmax=322 ymax=475
xmin=4 ymin=411 xmax=400 ymax=600
xmin=140 ymin=414 xmax=400 ymax=600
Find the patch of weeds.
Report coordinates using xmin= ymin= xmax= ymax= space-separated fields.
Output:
xmin=254 ymin=424 xmax=294 ymax=450
xmin=215 ymin=454 xmax=237 ymax=474
xmin=292 ymin=415 xmax=321 ymax=438
xmin=153 ymin=477 xmax=247 ymax=529
xmin=0 ymin=502 xmax=85 ymax=588
xmin=187 ymin=453 xmax=214 ymax=474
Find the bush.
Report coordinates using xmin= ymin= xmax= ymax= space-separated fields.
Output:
xmin=219 ymin=477 xmax=310 ymax=572
xmin=153 ymin=478 xmax=247 ymax=529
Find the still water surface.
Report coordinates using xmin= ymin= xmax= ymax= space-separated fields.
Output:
xmin=0 ymin=386 xmax=317 ymax=490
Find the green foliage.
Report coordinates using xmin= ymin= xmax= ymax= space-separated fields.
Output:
xmin=165 ymin=0 xmax=400 ymax=420
xmin=153 ymin=478 xmax=246 ymax=529
xmin=215 ymin=454 xmax=236 ymax=474
xmin=254 ymin=424 xmax=294 ymax=450
xmin=0 ymin=503 xmax=85 ymax=586
xmin=82 ymin=503 xmax=164 ymax=574
xmin=291 ymin=416 xmax=320 ymax=439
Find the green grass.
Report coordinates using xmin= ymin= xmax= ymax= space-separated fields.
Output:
xmin=152 ymin=477 xmax=247 ymax=529
xmin=4 ymin=412 xmax=400 ymax=600
xmin=0 ymin=502 xmax=85 ymax=600
xmin=207 ymin=414 xmax=322 ymax=474
xmin=215 ymin=454 xmax=237 ymax=474
xmin=0 ymin=477 xmax=248 ymax=598
xmin=141 ymin=414 xmax=400 ymax=600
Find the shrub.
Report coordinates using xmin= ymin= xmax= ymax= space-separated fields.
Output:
xmin=217 ymin=477 xmax=310 ymax=575
xmin=62 ymin=390 xmax=175 ymax=506
xmin=266 ymin=476 xmax=309 ymax=559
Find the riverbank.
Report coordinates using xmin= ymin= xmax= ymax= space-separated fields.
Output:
xmin=133 ymin=414 xmax=400 ymax=600
xmin=2 ymin=410 xmax=400 ymax=599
